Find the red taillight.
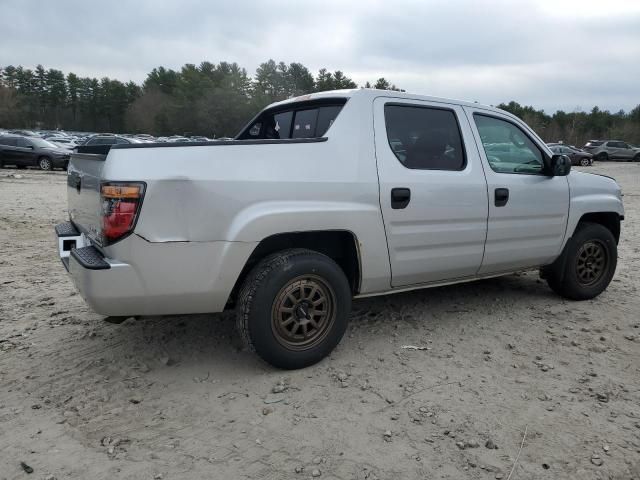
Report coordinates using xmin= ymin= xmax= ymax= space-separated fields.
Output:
xmin=100 ymin=182 xmax=145 ymax=243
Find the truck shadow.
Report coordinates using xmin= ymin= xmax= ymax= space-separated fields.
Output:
xmin=88 ymin=271 xmax=555 ymax=374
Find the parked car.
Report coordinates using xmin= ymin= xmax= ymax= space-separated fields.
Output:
xmin=7 ymin=129 xmax=38 ymax=137
xmin=0 ymin=135 xmax=71 ymax=170
xmin=583 ymin=140 xmax=640 ymax=162
xmin=55 ymin=89 xmax=624 ymax=369
xmin=47 ymin=137 xmax=77 ymax=149
xmin=75 ymin=135 xmax=142 ymax=154
xmin=83 ymin=135 xmax=141 ymax=146
xmin=548 ymin=144 xmax=593 ymax=166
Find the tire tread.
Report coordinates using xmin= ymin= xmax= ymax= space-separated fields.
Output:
xmin=236 ymin=248 xmax=327 ymax=355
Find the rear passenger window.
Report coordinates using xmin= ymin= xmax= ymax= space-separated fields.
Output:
xmin=273 ymin=111 xmax=293 ymax=139
xmin=237 ymin=100 xmax=346 ymax=140
xmin=292 ymin=109 xmax=318 ymax=139
xmin=316 ymin=106 xmax=342 ymax=136
xmin=384 ymin=105 xmax=466 ymax=170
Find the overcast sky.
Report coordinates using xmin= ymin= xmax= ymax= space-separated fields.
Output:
xmin=2 ymin=0 xmax=639 ymax=113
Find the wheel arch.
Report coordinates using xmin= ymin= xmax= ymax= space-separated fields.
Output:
xmin=227 ymin=230 xmax=362 ymax=308
xmin=576 ymin=212 xmax=621 ymax=244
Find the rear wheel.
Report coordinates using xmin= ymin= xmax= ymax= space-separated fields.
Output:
xmin=546 ymin=222 xmax=617 ymax=300
xmin=597 ymin=152 xmax=608 ymax=162
xmin=237 ymin=248 xmax=351 ymax=369
xmin=634 ymin=154 xmax=640 ymax=162
xmin=38 ymin=156 xmax=52 ymax=171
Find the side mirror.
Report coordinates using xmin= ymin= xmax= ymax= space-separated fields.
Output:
xmin=550 ymin=154 xmax=571 ymax=176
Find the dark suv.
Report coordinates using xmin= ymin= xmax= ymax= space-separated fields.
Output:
xmin=583 ymin=140 xmax=640 ymax=162
xmin=0 ymin=135 xmax=71 ymax=170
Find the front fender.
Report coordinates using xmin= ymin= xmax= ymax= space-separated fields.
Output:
xmin=564 ymin=172 xmax=624 ymax=249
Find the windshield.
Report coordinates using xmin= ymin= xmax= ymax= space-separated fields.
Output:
xmin=29 ymin=137 xmax=59 ymax=148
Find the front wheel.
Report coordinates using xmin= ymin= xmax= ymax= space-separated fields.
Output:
xmin=237 ymin=249 xmax=352 ymax=369
xmin=580 ymin=157 xmax=590 ymax=166
xmin=546 ymin=222 xmax=617 ymax=300
xmin=597 ymin=152 xmax=608 ymax=162
xmin=38 ymin=156 xmax=52 ymax=171
xmin=634 ymin=154 xmax=640 ymax=162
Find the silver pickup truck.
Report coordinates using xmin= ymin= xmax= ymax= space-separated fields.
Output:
xmin=55 ymin=89 xmax=624 ymax=369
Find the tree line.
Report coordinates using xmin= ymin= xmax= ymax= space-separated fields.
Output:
xmin=497 ymin=101 xmax=640 ymax=147
xmin=1 ymin=61 xmax=638 ymax=145
xmin=0 ymin=61 xmax=400 ymax=137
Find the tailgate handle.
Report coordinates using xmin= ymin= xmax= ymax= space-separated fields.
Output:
xmin=391 ymin=188 xmax=411 ymax=209
xmin=69 ymin=172 xmax=81 ymax=193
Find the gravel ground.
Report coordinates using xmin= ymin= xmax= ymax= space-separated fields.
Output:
xmin=0 ymin=163 xmax=639 ymax=480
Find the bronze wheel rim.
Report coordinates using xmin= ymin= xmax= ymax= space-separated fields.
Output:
xmin=271 ymin=275 xmax=336 ymax=351
xmin=576 ymin=240 xmax=607 ymax=286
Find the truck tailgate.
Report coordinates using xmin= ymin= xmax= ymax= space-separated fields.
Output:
xmin=67 ymin=151 xmax=106 ymax=245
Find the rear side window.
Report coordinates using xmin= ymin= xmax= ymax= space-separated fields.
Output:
xmin=384 ymin=104 xmax=466 ymax=171
xmin=238 ymin=100 xmax=346 ymax=140
xmin=292 ymin=109 xmax=318 ymax=139
xmin=0 ymin=137 xmax=17 ymax=146
xmin=273 ymin=111 xmax=293 ymax=139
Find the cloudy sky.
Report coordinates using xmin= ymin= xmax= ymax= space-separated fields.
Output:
xmin=2 ymin=0 xmax=639 ymax=113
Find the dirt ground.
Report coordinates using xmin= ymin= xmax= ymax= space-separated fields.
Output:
xmin=0 ymin=163 xmax=639 ymax=480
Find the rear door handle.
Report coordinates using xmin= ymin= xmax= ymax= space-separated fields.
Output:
xmin=391 ymin=188 xmax=411 ymax=209
xmin=495 ymin=188 xmax=509 ymax=207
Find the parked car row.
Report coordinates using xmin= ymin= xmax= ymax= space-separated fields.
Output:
xmin=0 ymin=129 xmax=216 ymax=149
xmin=0 ymin=129 xmax=225 ymax=170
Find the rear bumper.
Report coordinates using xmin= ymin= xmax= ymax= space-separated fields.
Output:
xmin=55 ymin=222 xmax=257 ymax=317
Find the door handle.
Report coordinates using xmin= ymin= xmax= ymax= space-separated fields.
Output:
xmin=391 ymin=188 xmax=411 ymax=209
xmin=495 ymin=188 xmax=509 ymax=207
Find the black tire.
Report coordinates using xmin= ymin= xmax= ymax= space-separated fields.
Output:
xmin=38 ymin=156 xmax=52 ymax=171
xmin=597 ymin=152 xmax=608 ymax=162
xmin=237 ymin=248 xmax=351 ymax=369
xmin=579 ymin=157 xmax=590 ymax=166
xmin=634 ymin=154 xmax=640 ymax=162
xmin=546 ymin=222 xmax=617 ymax=300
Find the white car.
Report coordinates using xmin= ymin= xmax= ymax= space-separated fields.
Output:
xmin=47 ymin=137 xmax=77 ymax=149
xmin=56 ymin=89 xmax=624 ymax=369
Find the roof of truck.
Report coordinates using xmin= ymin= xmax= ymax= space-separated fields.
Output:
xmin=269 ymin=88 xmax=505 ymax=116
